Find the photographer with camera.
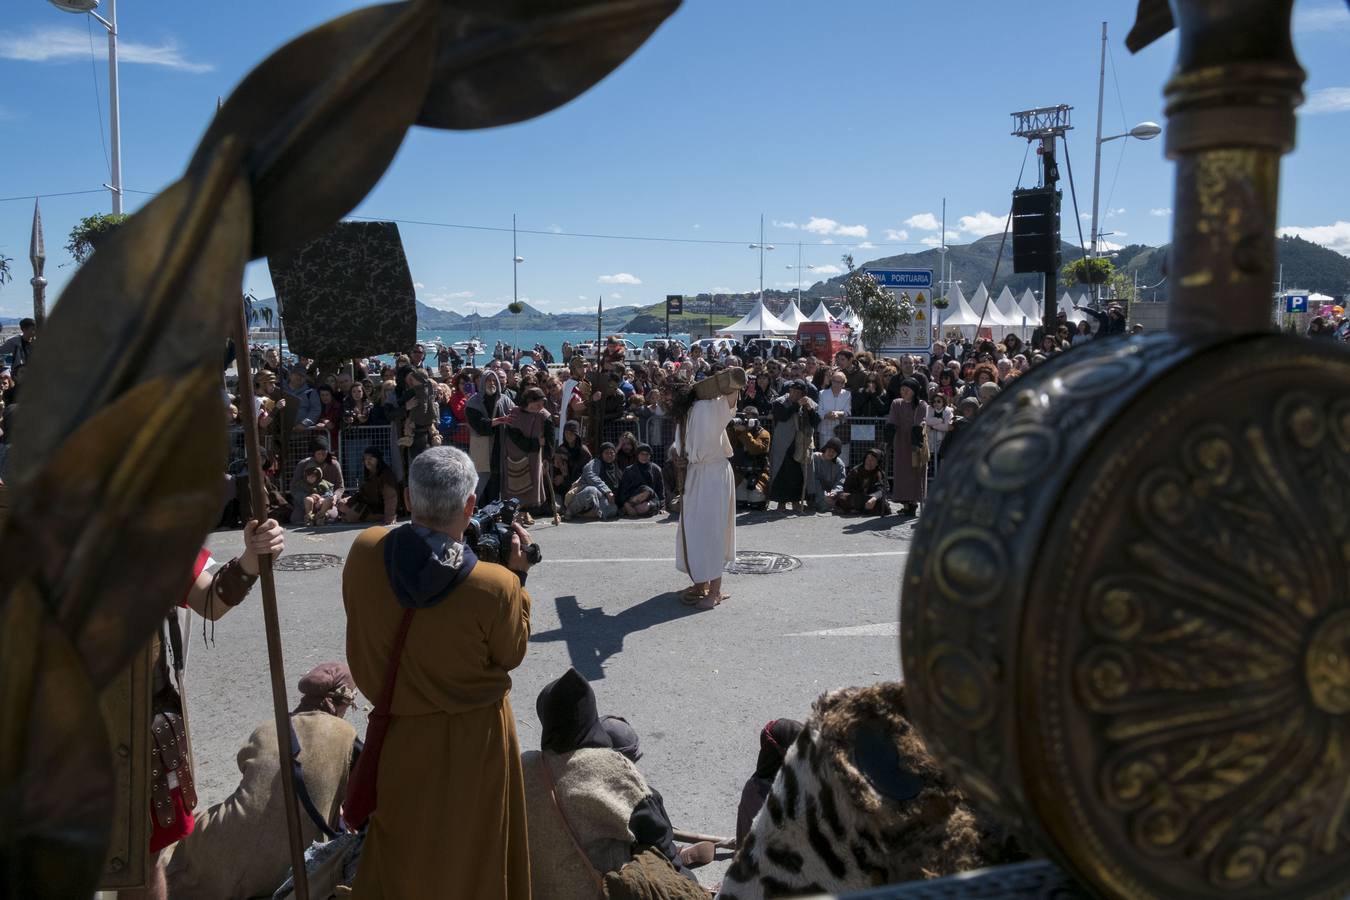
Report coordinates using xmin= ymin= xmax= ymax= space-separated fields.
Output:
xmin=343 ymin=446 xmax=535 ymax=898
xmin=728 ymin=408 xmax=771 ymax=510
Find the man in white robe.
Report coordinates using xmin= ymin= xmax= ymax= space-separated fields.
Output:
xmin=674 ymin=368 xmax=743 ymax=610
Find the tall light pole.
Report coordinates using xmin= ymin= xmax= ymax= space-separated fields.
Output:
xmin=749 ymin=214 xmax=775 ymax=309
xmin=49 ymin=0 xmax=122 ymax=215
xmin=785 ymin=244 xmax=816 ymax=309
xmin=1088 ymin=21 xmax=1161 ymax=297
xmin=512 ymin=213 xmax=524 ymax=361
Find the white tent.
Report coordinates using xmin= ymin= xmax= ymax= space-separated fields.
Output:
xmin=843 ymin=308 xmax=863 ymax=332
xmin=1017 ymin=288 xmax=1041 ymax=326
xmin=993 ymin=286 xmax=1030 ymax=337
xmin=779 ymin=299 xmax=811 ymax=329
xmin=1060 ymin=294 xmax=1088 ymax=324
xmin=717 ymin=299 xmax=794 ymax=337
xmin=938 ymin=284 xmax=983 ymax=340
xmin=807 ymin=300 xmax=837 ymax=322
xmin=969 ymin=283 xmax=1021 ymax=333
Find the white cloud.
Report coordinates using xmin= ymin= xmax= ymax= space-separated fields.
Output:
xmin=418 ymin=289 xmax=475 ymax=309
xmin=956 ymin=211 xmax=1006 ymax=236
xmin=414 ymin=282 xmax=426 ymax=290
xmin=884 ymin=229 xmax=910 ymax=242
xmin=711 ymin=286 xmax=736 ymax=294
xmin=1278 ymin=220 xmax=1350 ymax=255
xmin=1107 ymin=207 xmax=1126 ymax=218
xmin=0 ymin=26 xmax=213 ymax=72
xmin=820 ymin=238 xmax=835 ymax=245
xmin=546 ymin=224 xmax=563 ymax=234
xmin=1080 ymin=212 xmax=1093 ymax=220
xmin=1294 ymin=5 xmax=1349 ymax=33
xmin=799 ymin=216 xmax=868 ymax=238
xmin=1098 ymin=239 xmax=1124 ymax=252
xmin=1303 ymin=87 xmax=1350 ymax=115
xmin=461 ymin=301 xmax=507 ymax=315
xmin=772 ymin=220 xmax=799 ymax=229
xmin=692 ymin=224 xmax=701 ymax=230
xmin=920 ymin=236 xmax=943 ymax=247
xmin=904 ymin=213 xmax=941 ymax=231
xmin=809 ymin=264 xmax=844 ymax=276
xmin=609 ymin=292 xmax=623 ymax=300
xmin=855 ymin=241 xmax=876 ymax=250
xmin=598 ymin=273 xmax=642 ymax=285
xmin=556 ymin=305 xmax=597 ymax=313
xmin=1150 ymin=207 xmax=1172 ymax=217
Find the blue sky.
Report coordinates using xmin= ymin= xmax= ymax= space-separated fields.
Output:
xmin=2 ymin=0 xmax=1348 ymax=317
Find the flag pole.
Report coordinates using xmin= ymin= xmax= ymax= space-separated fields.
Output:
xmin=231 ymin=301 xmax=310 ymax=900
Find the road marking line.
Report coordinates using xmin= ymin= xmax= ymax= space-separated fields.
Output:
xmin=787 ymin=622 xmax=900 ymax=637
xmin=547 ymin=550 xmax=909 ymax=563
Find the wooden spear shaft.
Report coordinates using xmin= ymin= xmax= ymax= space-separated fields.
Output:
xmin=231 ymin=305 xmax=310 ymax=900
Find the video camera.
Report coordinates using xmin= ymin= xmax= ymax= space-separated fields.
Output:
xmin=465 ymin=498 xmax=542 ymax=567
xmin=731 ymin=416 xmax=760 ymax=432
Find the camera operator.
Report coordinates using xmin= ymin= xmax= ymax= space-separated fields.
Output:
xmin=728 ymin=409 xmax=771 ymax=510
xmin=343 ymin=446 xmax=535 ymax=897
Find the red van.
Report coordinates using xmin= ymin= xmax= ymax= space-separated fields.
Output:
xmin=796 ymin=322 xmax=853 ymax=361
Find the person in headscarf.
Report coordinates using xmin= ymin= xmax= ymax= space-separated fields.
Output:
xmin=617 ymin=443 xmax=664 ymax=517
xmin=521 ymin=669 xmax=703 ymax=900
xmin=289 ymin=434 xmax=344 ymax=525
xmin=767 ymin=379 xmax=821 ymax=514
xmin=886 ymin=378 xmax=929 ymax=516
xmin=735 ymin=718 xmax=805 ymax=845
xmin=337 ymin=445 xmax=400 ymax=526
xmin=552 ymin=420 xmax=593 ymax=501
xmin=806 ymin=437 xmax=847 ymax=513
xmin=163 ymin=663 xmax=359 ymax=900
xmin=837 ymin=447 xmax=891 ymax=515
xmin=565 ymin=440 xmax=621 ymax=520
xmin=495 ymin=385 xmax=554 ymax=523
xmin=466 ymin=368 xmax=514 ymax=502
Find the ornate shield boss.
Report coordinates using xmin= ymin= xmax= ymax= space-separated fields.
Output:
xmin=902 ymin=2 xmax=1350 ymax=897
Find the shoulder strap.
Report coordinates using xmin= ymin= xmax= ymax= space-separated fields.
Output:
xmin=289 ymin=719 xmax=342 ymax=839
xmin=537 ymin=754 xmax=607 ymax=897
xmin=375 ymin=608 xmax=415 ymax=715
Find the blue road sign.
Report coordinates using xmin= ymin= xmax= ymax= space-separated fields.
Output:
xmin=1286 ymin=294 xmax=1309 ymax=313
xmin=864 ymin=268 xmax=934 ymax=289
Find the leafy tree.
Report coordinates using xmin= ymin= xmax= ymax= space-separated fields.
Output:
xmin=508 ymin=301 xmax=524 ymax=315
xmin=1061 ymin=256 xmax=1115 ymax=288
xmin=0 ymin=253 xmax=11 ymax=289
xmin=66 ymin=213 xmax=130 ymax=265
xmin=841 ymin=254 xmax=913 ymax=354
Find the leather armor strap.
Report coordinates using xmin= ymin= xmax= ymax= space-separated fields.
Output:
xmin=210 ymin=557 xmax=258 ymax=608
xmin=150 ymin=711 xmax=196 ymax=827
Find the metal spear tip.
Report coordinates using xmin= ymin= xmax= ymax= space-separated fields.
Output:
xmin=1130 ymin=121 xmax=1162 ymax=140
xmin=47 ymin=0 xmax=99 ymax=11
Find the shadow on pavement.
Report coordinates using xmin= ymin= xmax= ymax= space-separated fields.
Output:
xmin=840 ymin=516 xmax=903 ymax=534
xmin=531 ymin=592 xmax=708 ymax=680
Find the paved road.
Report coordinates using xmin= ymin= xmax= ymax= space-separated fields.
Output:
xmin=192 ymin=508 xmax=915 ymax=884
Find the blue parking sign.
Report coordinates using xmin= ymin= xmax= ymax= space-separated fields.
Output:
xmin=1286 ymin=294 xmax=1309 ymax=313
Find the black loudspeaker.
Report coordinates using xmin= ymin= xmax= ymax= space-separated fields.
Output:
xmin=1011 ymin=187 xmax=1061 ymax=274
xmin=267 ymin=220 xmax=418 ymax=360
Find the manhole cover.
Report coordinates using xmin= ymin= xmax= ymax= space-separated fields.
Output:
xmin=725 ymin=551 xmax=801 ymax=575
xmin=273 ymin=553 xmax=344 ymax=572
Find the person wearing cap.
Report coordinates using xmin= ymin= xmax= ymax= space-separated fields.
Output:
xmin=521 ymin=669 xmax=704 ymax=899
xmin=671 ymin=368 xmax=743 ymax=608
xmin=163 ymin=663 xmax=358 ymax=900
xmin=617 ymin=443 xmax=664 ymax=517
xmin=767 ymin=379 xmax=821 ymax=514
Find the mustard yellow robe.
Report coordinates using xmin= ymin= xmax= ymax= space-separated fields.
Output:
xmin=344 ymin=526 xmax=532 ymax=899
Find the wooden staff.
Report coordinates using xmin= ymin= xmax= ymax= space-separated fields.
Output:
xmin=231 ymin=303 xmax=310 ymax=900
xmin=673 ymin=829 xmax=736 ymax=851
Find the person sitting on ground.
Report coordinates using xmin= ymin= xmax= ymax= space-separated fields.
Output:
xmin=299 ymin=464 xmax=336 ymax=527
xmin=565 ymin=442 xmax=621 ymax=520
xmin=836 ymin=447 xmax=891 ymax=516
xmin=290 ymin=435 xmax=344 ymax=524
xmin=807 ymin=437 xmax=847 ymax=513
xmin=618 ymin=443 xmax=664 ymax=517
xmin=521 ymin=669 xmax=706 ymax=900
xmin=552 ymin=420 xmax=592 ymax=503
xmin=164 ymin=663 xmax=359 ymax=900
xmin=735 ymin=718 xmax=805 ymax=846
xmin=338 ymin=446 xmax=400 ymax=526
xmin=729 ymin=409 xmax=771 ymax=511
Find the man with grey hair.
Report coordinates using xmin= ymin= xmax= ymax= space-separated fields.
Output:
xmin=343 ymin=446 xmax=535 ymax=897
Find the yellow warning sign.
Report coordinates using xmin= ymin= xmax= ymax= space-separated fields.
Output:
xmin=915 ymin=292 xmax=927 ymax=305
xmin=915 ymin=310 xmax=926 ymax=321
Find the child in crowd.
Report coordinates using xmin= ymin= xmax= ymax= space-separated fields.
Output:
xmin=300 ymin=463 xmax=335 ymax=526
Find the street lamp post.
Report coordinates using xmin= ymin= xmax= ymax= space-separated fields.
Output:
xmin=49 ymin=0 xmax=122 ymax=215
xmin=749 ymin=213 xmax=775 ymax=309
xmin=1089 ymin=21 xmax=1161 ymax=299
xmin=785 ymin=244 xmax=816 ymax=309
xmin=512 ymin=213 xmax=524 ymax=362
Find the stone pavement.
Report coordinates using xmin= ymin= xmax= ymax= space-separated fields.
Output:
xmin=193 ymin=508 xmax=915 ymax=885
